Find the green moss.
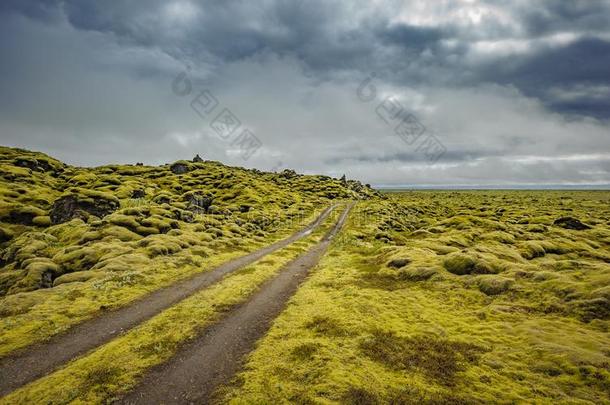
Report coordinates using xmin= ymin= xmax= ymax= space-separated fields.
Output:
xmin=32 ymin=215 xmax=52 ymax=227
xmin=0 ymin=291 xmax=45 ymax=317
xmin=53 ymin=246 xmax=101 ymax=273
xmin=0 ymin=204 xmax=46 ymax=225
xmin=8 ymin=259 xmax=59 ymax=293
xmin=442 ymin=253 xmax=477 ymax=275
xmin=53 ymin=270 xmax=104 ymax=286
xmin=107 ymin=214 xmax=140 ymax=230
xmin=475 ymin=275 xmax=514 ymax=295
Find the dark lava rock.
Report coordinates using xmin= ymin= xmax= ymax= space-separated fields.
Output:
xmin=170 ymin=162 xmax=190 ymax=174
xmin=239 ymin=204 xmax=251 ymax=213
xmin=13 ymin=156 xmax=57 ymax=172
xmin=131 ymin=189 xmax=146 ymax=199
xmin=185 ymin=192 xmax=214 ymax=213
xmin=177 ymin=209 xmax=195 ymax=223
xmin=388 ymin=258 xmax=410 ymax=268
xmin=50 ymin=194 xmax=119 ymax=224
xmin=14 ymin=157 xmax=38 ymax=171
xmin=192 ymin=154 xmax=204 ymax=163
xmin=8 ymin=211 xmax=37 ymax=226
xmin=279 ymin=169 xmax=297 ymax=179
xmin=553 ymin=217 xmax=591 ymax=230
xmin=40 ymin=270 xmax=54 ymax=289
xmin=0 ymin=228 xmax=13 ymax=243
xmin=154 ymin=195 xmax=171 ymax=204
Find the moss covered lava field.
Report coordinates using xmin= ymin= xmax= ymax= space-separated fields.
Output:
xmin=0 ymin=146 xmax=608 ymax=404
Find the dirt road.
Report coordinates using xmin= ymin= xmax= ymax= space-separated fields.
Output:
xmin=120 ymin=203 xmax=353 ymax=404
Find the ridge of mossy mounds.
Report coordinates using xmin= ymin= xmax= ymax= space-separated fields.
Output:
xmin=0 ymin=146 xmax=380 ymax=295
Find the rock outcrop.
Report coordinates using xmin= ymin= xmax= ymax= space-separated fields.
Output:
xmin=50 ymin=193 xmax=119 ymax=224
xmin=553 ymin=217 xmax=591 ymax=230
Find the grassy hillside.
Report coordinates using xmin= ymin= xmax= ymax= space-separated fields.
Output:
xmin=0 ymin=146 xmax=377 ymax=354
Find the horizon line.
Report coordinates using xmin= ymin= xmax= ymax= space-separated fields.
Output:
xmin=373 ymin=183 xmax=610 ymax=190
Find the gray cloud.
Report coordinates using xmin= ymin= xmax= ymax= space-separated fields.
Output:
xmin=0 ymin=0 xmax=609 ymax=186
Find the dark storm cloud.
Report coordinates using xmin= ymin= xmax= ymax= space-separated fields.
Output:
xmin=517 ymin=0 xmax=610 ymax=36
xmin=479 ymin=37 xmax=610 ymax=119
xmin=0 ymin=0 xmax=609 ymax=186
xmin=0 ymin=0 xmax=63 ymax=21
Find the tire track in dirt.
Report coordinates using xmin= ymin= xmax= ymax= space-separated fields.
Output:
xmin=120 ymin=203 xmax=354 ymax=404
xmin=0 ymin=205 xmax=336 ymax=397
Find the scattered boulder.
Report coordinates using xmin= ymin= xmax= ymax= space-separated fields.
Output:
xmin=170 ymin=161 xmax=190 ymax=174
xmin=387 ymin=258 xmax=410 ymax=269
xmin=207 ymin=205 xmax=222 ymax=214
xmin=135 ymin=162 xmax=144 ymax=166
xmin=131 ymin=189 xmax=146 ymax=199
xmin=2 ymin=205 xmax=46 ymax=225
xmin=553 ymin=217 xmax=591 ymax=230
xmin=13 ymin=157 xmax=56 ymax=172
xmin=0 ymin=227 xmax=13 ymax=243
xmin=192 ymin=154 xmax=204 ymax=163
xmin=347 ymin=180 xmax=364 ymax=192
xmin=184 ymin=192 xmax=214 ymax=213
xmin=179 ymin=210 xmax=195 ymax=223
xmin=279 ymin=169 xmax=297 ymax=179
xmin=153 ymin=193 xmax=172 ymax=204
xmin=50 ymin=193 xmax=119 ymax=224
xmin=239 ymin=204 xmax=251 ymax=213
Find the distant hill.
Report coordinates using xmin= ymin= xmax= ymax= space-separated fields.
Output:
xmin=0 ymin=146 xmax=379 ymax=296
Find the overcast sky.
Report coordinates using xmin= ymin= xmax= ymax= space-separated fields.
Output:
xmin=1 ymin=0 xmax=609 ymax=186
